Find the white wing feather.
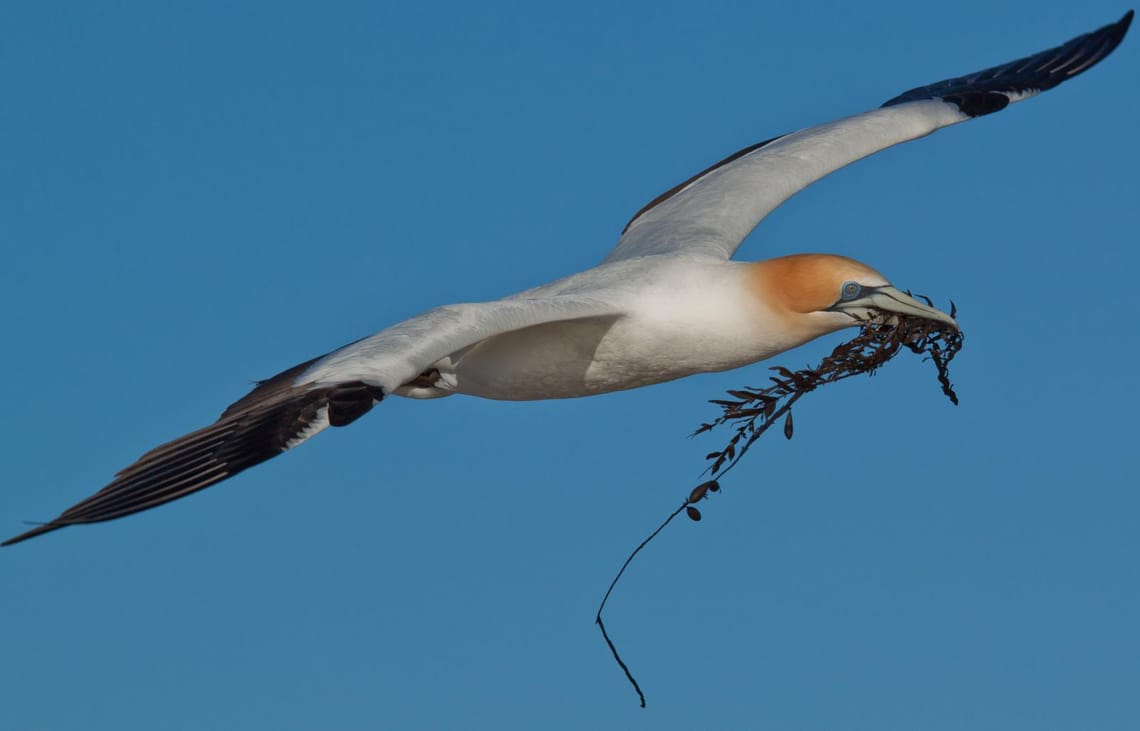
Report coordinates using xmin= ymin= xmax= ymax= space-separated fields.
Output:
xmin=606 ymin=11 xmax=1131 ymax=263
xmin=300 ymin=296 xmax=620 ymax=391
xmin=607 ymin=102 xmax=964 ymax=262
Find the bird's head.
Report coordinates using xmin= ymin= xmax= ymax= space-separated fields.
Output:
xmin=750 ymin=253 xmax=958 ymax=345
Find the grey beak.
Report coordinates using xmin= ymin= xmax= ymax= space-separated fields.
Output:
xmin=840 ymin=285 xmax=958 ymax=329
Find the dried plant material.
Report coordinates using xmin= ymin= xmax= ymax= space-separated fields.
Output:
xmin=687 ymin=480 xmax=719 ymax=503
xmin=596 ymin=306 xmax=963 ymax=708
xmin=696 ymin=304 xmax=962 ymax=480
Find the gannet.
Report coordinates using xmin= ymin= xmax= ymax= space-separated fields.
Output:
xmin=4 ymin=11 xmax=1131 ymax=547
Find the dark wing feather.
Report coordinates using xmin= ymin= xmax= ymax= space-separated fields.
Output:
xmin=882 ymin=11 xmax=1133 ymax=115
xmin=2 ymin=377 xmax=383 ymax=547
xmin=620 ymin=135 xmax=785 ymax=235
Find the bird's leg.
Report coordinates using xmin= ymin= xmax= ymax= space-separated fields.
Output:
xmin=406 ymin=368 xmax=442 ymax=388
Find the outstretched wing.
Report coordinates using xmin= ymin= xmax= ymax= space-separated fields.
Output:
xmin=3 ymin=296 xmax=618 ymax=546
xmin=606 ymin=11 xmax=1132 ymax=263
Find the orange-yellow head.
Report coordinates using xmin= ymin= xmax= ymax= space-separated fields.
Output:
xmin=749 ymin=253 xmax=957 ymax=346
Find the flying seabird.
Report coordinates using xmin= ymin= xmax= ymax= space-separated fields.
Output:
xmin=4 ymin=11 xmax=1132 ymax=547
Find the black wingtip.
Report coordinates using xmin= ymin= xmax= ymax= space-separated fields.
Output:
xmin=3 ymin=376 xmax=386 ymax=548
xmin=1109 ymin=10 xmax=1134 ymax=46
xmin=882 ymin=12 xmax=1133 ymax=113
xmin=1 ymin=521 xmax=67 ymax=548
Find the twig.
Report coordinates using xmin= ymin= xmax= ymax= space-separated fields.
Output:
xmin=595 ymin=308 xmax=963 ymax=707
xmin=594 ymin=501 xmax=690 ymax=707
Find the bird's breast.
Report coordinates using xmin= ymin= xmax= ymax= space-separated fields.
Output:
xmin=442 ymin=262 xmax=798 ymax=400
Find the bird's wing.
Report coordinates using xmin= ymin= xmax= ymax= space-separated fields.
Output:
xmin=605 ymin=11 xmax=1132 ymax=263
xmin=3 ymin=296 xmax=619 ymax=546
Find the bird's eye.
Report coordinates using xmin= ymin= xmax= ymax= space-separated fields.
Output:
xmin=840 ymin=281 xmax=861 ymax=301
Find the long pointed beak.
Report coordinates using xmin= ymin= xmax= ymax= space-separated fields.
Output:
xmin=842 ymin=285 xmax=958 ymax=329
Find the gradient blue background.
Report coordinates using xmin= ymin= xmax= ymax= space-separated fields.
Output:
xmin=3 ymin=2 xmax=1137 ymax=729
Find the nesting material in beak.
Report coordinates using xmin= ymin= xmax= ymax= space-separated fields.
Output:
xmin=836 ymin=285 xmax=959 ymax=329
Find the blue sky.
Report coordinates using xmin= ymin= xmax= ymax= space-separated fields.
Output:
xmin=2 ymin=2 xmax=1137 ymax=729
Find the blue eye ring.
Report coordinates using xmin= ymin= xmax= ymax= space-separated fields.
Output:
xmin=840 ymin=281 xmax=862 ymax=301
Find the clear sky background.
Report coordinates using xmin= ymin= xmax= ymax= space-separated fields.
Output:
xmin=2 ymin=2 xmax=1137 ymax=729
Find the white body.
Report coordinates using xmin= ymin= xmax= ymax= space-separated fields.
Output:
xmin=433 ymin=256 xmax=788 ymax=400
